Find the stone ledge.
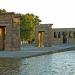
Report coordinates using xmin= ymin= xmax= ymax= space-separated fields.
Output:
xmin=0 ymin=45 xmax=74 ymax=58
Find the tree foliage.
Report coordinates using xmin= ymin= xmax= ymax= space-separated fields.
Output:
xmin=20 ymin=13 xmax=41 ymax=43
xmin=0 ymin=9 xmax=6 ymax=13
xmin=0 ymin=9 xmax=41 ymax=44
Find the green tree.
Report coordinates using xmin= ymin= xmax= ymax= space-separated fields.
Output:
xmin=0 ymin=9 xmax=6 ymax=13
xmin=20 ymin=13 xmax=41 ymax=44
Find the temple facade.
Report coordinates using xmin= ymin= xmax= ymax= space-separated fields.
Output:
xmin=0 ymin=12 xmax=20 ymax=50
xmin=35 ymin=24 xmax=75 ymax=47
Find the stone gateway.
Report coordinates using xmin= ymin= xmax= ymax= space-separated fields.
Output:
xmin=0 ymin=12 xmax=20 ymax=50
xmin=0 ymin=12 xmax=20 ymax=75
xmin=35 ymin=24 xmax=75 ymax=47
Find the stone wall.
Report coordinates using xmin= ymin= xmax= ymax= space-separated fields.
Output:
xmin=52 ymin=28 xmax=75 ymax=45
xmin=35 ymin=24 xmax=75 ymax=46
xmin=35 ymin=24 xmax=53 ymax=47
xmin=0 ymin=12 xmax=20 ymax=50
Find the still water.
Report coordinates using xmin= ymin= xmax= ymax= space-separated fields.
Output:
xmin=20 ymin=51 xmax=75 ymax=75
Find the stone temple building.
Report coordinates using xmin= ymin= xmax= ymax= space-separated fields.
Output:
xmin=35 ymin=24 xmax=75 ymax=47
xmin=0 ymin=12 xmax=20 ymax=75
xmin=0 ymin=12 xmax=75 ymax=75
xmin=0 ymin=12 xmax=20 ymax=50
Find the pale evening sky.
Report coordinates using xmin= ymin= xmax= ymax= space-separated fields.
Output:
xmin=0 ymin=0 xmax=75 ymax=28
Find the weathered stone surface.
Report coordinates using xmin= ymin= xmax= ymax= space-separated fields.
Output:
xmin=0 ymin=12 xmax=20 ymax=50
xmin=35 ymin=24 xmax=75 ymax=47
xmin=35 ymin=24 xmax=53 ymax=47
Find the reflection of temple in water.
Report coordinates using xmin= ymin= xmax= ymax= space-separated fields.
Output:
xmin=35 ymin=24 xmax=75 ymax=47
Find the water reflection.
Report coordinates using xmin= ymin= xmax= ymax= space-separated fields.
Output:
xmin=20 ymin=51 xmax=75 ymax=75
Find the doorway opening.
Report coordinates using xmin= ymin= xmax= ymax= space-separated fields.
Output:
xmin=62 ymin=32 xmax=67 ymax=44
xmin=38 ymin=31 xmax=44 ymax=47
xmin=0 ymin=26 xmax=6 ymax=50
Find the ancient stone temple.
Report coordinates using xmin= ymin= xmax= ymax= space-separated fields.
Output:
xmin=0 ymin=12 xmax=20 ymax=50
xmin=0 ymin=12 xmax=20 ymax=75
xmin=35 ymin=24 xmax=53 ymax=47
xmin=35 ymin=24 xmax=75 ymax=47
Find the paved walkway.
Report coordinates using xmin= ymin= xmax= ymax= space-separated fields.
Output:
xmin=0 ymin=44 xmax=74 ymax=58
xmin=21 ymin=44 xmax=75 ymax=51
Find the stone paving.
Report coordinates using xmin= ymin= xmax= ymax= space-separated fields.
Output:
xmin=0 ymin=44 xmax=74 ymax=58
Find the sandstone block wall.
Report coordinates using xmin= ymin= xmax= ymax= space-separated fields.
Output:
xmin=35 ymin=24 xmax=53 ymax=47
xmin=0 ymin=12 xmax=20 ymax=50
xmin=35 ymin=24 xmax=75 ymax=46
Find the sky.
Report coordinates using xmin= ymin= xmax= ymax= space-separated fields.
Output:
xmin=0 ymin=0 xmax=75 ymax=28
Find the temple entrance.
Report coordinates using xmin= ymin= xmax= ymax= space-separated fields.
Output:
xmin=38 ymin=31 xmax=44 ymax=47
xmin=0 ymin=26 xmax=6 ymax=50
xmin=62 ymin=32 xmax=67 ymax=44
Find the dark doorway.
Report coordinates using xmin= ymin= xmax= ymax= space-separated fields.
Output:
xmin=63 ymin=37 xmax=67 ymax=43
xmin=62 ymin=32 xmax=67 ymax=44
xmin=0 ymin=26 xmax=6 ymax=50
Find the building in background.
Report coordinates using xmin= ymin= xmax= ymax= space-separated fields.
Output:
xmin=35 ymin=24 xmax=75 ymax=47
